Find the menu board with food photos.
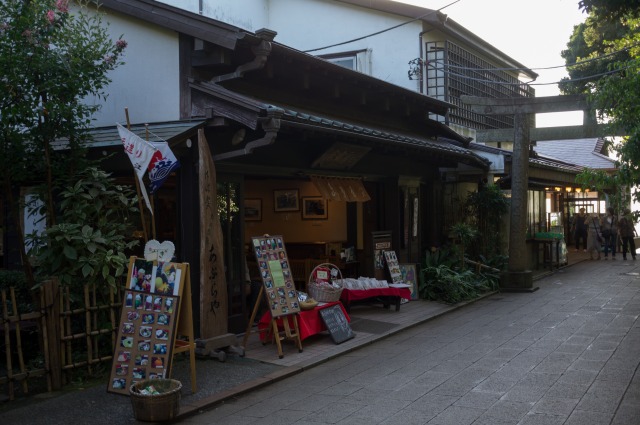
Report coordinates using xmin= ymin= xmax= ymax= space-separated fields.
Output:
xmin=384 ymin=250 xmax=403 ymax=284
xmin=251 ymin=235 xmax=301 ymax=318
xmin=107 ymin=259 xmax=189 ymax=395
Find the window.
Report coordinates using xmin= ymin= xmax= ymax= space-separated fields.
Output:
xmin=319 ymin=49 xmax=371 ymax=74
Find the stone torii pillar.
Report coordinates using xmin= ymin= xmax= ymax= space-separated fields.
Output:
xmin=460 ymin=94 xmax=590 ymax=290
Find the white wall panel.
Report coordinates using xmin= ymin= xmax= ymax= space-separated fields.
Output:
xmin=88 ymin=12 xmax=180 ymax=127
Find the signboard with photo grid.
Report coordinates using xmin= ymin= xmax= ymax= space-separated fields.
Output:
xmin=250 ymin=235 xmax=301 ymax=318
xmin=107 ymin=258 xmax=195 ymax=395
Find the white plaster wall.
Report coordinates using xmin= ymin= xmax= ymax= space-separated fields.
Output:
xmin=158 ymin=0 xmax=422 ymax=91
xmin=156 ymin=0 xmax=525 ymax=94
xmin=156 ymin=0 xmax=269 ymax=30
xmin=87 ymin=10 xmax=180 ymax=127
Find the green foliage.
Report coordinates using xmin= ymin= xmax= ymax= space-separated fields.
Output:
xmin=562 ymin=3 xmax=640 ymax=206
xmin=0 ymin=270 xmax=34 ymax=312
xmin=560 ymin=15 xmax=633 ymax=95
xmin=579 ymin=0 xmax=640 ymax=19
xmin=419 ymin=247 xmax=498 ymax=304
xmin=475 ymin=254 xmax=507 ymax=289
xmin=0 ymin=0 xmax=128 ymax=286
xmin=574 ymin=168 xmax=630 ymax=212
xmin=0 ymin=0 xmax=127 ymax=184
xmin=464 ymin=184 xmax=508 ymax=259
xmin=450 ymin=222 xmax=478 ymax=268
xmin=27 ymin=167 xmax=139 ymax=289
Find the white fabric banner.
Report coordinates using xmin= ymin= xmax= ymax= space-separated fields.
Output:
xmin=117 ymin=123 xmax=158 ymax=213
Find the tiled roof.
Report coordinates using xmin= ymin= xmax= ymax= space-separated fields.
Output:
xmin=468 ymin=142 xmax=583 ymax=174
xmin=533 ymin=138 xmax=616 ymax=170
xmin=280 ymin=109 xmax=488 ymax=166
xmin=56 ymin=120 xmax=207 ymax=150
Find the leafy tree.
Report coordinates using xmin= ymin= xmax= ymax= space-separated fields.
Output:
xmin=579 ymin=0 xmax=640 ymax=19
xmin=0 ymin=0 xmax=129 ymax=286
xmin=562 ymin=3 xmax=640 ymax=205
xmin=559 ymin=15 xmax=633 ymax=95
xmin=574 ymin=167 xmax=631 ymax=214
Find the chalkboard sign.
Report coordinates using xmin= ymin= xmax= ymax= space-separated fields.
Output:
xmin=319 ymin=305 xmax=354 ymax=344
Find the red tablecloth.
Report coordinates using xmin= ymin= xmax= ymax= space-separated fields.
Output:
xmin=340 ymin=287 xmax=412 ymax=304
xmin=258 ymin=301 xmax=350 ymax=342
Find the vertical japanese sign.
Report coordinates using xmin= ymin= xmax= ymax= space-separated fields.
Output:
xmin=198 ymin=130 xmax=228 ymax=338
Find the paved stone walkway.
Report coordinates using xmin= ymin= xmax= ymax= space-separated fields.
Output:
xmin=182 ymin=259 xmax=640 ymax=425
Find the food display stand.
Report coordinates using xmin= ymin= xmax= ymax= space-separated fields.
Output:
xmin=257 ymin=301 xmax=350 ymax=342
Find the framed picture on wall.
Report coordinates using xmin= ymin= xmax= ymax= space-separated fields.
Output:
xmin=274 ymin=189 xmax=299 ymax=212
xmin=302 ymin=196 xmax=328 ymax=220
xmin=244 ymin=198 xmax=262 ymax=221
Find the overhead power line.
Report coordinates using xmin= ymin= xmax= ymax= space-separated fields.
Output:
xmin=429 ymin=62 xmax=633 ymax=86
xmin=303 ymin=0 xmax=461 ymax=53
xmin=439 ymin=42 xmax=640 ymax=73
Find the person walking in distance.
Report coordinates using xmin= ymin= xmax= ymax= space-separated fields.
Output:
xmin=601 ymin=207 xmax=618 ymax=260
xmin=573 ymin=207 xmax=588 ymax=252
xmin=619 ymin=208 xmax=637 ymax=260
xmin=585 ymin=212 xmax=602 ymax=260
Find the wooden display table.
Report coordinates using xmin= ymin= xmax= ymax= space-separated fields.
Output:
xmin=527 ymin=237 xmax=563 ymax=271
xmin=340 ymin=287 xmax=412 ymax=313
xmin=258 ymin=301 xmax=350 ymax=342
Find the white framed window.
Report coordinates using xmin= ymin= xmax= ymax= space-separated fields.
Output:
xmin=319 ymin=49 xmax=371 ymax=74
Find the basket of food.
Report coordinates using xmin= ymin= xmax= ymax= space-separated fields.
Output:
xmin=307 ymin=263 xmax=343 ymax=303
xmin=299 ymin=298 xmax=319 ymax=310
xmin=130 ymin=379 xmax=182 ymax=422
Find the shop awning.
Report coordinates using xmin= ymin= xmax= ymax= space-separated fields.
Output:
xmin=310 ymin=175 xmax=371 ymax=202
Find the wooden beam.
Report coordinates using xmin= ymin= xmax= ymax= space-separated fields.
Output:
xmin=461 ymin=94 xmax=589 ymax=115
xmin=475 ymin=124 xmax=625 ymax=143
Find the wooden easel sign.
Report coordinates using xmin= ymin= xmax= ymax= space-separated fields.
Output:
xmin=244 ymin=235 xmax=302 ymax=358
xmin=251 ymin=236 xmax=301 ymax=317
xmin=107 ymin=257 xmax=196 ymax=395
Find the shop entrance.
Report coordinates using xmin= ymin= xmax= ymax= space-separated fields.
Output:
xmin=217 ymin=177 xmax=248 ymax=334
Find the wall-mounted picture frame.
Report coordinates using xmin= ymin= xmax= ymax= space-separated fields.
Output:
xmin=274 ymin=189 xmax=299 ymax=212
xmin=302 ymin=196 xmax=328 ymax=220
xmin=244 ymin=198 xmax=262 ymax=221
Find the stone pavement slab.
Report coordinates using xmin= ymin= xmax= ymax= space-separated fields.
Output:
xmin=183 ymin=258 xmax=640 ymax=425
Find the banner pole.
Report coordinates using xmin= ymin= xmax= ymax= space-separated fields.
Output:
xmin=125 ymin=108 xmax=149 ymax=243
xmin=145 ymin=123 xmax=157 ymax=240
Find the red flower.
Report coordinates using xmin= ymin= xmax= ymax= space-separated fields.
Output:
xmin=56 ymin=0 xmax=69 ymax=13
xmin=115 ymin=39 xmax=128 ymax=50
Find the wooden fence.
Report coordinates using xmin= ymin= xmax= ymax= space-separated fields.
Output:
xmin=1 ymin=280 xmax=122 ymax=401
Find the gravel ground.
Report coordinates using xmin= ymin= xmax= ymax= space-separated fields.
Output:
xmin=0 ymin=353 xmax=282 ymax=425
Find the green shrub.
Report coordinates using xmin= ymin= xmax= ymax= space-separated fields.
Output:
xmin=419 ymin=247 xmax=499 ymax=304
xmin=0 ymin=270 xmax=34 ymax=312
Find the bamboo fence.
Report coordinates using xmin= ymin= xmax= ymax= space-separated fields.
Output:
xmin=0 ymin=281 xmax=122 ymax=401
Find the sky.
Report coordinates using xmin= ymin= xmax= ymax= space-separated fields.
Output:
xmin=394 ymin=0 xmax=588 ymax=127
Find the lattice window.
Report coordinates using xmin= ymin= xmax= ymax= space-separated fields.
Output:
xmin=425 ymin=41 xmax=534 ymax=130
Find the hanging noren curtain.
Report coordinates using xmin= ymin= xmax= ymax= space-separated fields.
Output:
xmin=310 ymin=175 xmax=371 ymax=202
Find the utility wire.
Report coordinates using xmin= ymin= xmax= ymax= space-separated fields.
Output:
xmin=438 ymin=42 xmax=640 ymax=73
xmin=428 ymin=62 xmax=633 ymax=86
xmin=303 ymin=0 xmax=460 ymax=53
